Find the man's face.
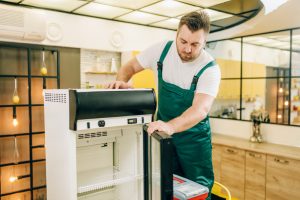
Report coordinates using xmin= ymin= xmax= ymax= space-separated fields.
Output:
xmin=176 ymin=24 xmax=207 ymax=62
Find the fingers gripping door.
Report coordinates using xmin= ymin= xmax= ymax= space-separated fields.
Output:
xmin=143 ymin=125 xmax=173 ymax=200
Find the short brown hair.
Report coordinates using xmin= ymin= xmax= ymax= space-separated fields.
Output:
xmin=178 ymin=11 xmax=210 ymax=33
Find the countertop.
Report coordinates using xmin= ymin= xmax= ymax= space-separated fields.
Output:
xmin=212 ymin=133 xmax=300 ymax=160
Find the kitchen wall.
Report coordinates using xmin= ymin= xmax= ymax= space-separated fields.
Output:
xmin=1 ymin=3 xmax=299 ymax=147
xmin=0 ymin=4 xmax=176 ymax=52
xmin=80 ymin=49 xmax=121 ymax=88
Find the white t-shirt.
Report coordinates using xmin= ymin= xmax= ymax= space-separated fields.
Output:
xmin=136 ymin=40 xmax=221 ymax=97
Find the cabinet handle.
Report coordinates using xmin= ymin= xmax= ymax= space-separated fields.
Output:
xmin=274 ymin=157 xmax=289 ymax=165
xmin=249 ymin=152 xmax=262 ymax=159
xmin=226 ymin=148 xmax=237 ymax=154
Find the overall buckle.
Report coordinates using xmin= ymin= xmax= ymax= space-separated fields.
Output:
xmin=157 ymin=61 xmax=163 ymax=69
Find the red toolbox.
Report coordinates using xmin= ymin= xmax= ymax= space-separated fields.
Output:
xmin=173 ymin=175 xmax=209 ymax=200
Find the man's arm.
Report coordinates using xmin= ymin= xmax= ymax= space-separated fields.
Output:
xmin=107 ymin=57 xmax=144 ymax=89
xmin=147 ymin=93 xmax=215 ymax=135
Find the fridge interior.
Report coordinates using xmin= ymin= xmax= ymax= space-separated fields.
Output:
xmin=151 ymin=136 xmax=161 ymax=200
xmin=76 ymin=125 xmax=144 ymax=200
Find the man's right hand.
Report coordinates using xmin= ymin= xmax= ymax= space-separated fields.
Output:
xmin=105 ymin=81 xmax=133 ymax=89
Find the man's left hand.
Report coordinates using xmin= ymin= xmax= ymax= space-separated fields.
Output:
xmin=147 ymin=120 xmax=175 ymax=136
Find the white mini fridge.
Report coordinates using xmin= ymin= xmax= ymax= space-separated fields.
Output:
xmin=44 ymin=89 xmax=173 ymax=200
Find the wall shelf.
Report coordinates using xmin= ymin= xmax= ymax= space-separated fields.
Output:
xmin=85 ymin=71 xmax=117 ymax=75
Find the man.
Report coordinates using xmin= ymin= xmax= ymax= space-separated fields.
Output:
xmin=107 ymin=11 xmax=220 ymax=199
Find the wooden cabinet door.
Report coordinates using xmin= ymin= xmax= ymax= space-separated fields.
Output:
xmin=221 ymin=146 xmax=245 ymax=200
xmin=245 ymin=151 xmax=266 ymax=200
xmin=266 ymin=155 xmax=300 ymax=200
xmin=212 ymin=144 xmax=222 ymax=182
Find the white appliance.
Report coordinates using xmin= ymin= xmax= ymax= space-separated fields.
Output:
xmin=44 ymin=89 xmax=173 ymax=200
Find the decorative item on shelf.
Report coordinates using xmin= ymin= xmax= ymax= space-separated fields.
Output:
xmin=12 ymin=106 xmax=18 ymax=127
xmin=40 ymin=50 xmax=48 ymax=76
xmin=95 ymin=84 xmax=104 ymax=89
xmin=110 ymin=58 xmax=117 ymax=73
xmin=12 ymin=77 xmax=20 ymax=104
xmin=85 ymin=81 xmax=94 ymax=89
xmin=250 ymin=109 xmax=270 ymax=143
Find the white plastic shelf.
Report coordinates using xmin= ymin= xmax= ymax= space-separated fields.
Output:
xmin=77 ymin=166 xmax=143 ymax=194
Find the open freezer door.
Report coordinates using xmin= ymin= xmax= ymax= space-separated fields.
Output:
xmin=143 ymin=125 xmax=173 ymax=200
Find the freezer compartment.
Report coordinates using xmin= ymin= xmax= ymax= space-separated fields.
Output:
xmin=76 ymin=126 xmax=144 ymax=200
xmin=69 ymin=89 xmax=156 ymax=130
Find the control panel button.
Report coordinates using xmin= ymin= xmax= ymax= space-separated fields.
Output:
xmin=98 ymin=120 xmax=105 ymax=127
xmin=128 ymin=118 xmax=137 ymax=124
xmin=87 ymin=122 xmax=90 ymax=129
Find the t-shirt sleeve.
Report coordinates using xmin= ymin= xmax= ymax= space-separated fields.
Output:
xmin=136 ymin=41 xmax=168 ymax=70
xmin=195 ymin=65 xmax=221 ymax=97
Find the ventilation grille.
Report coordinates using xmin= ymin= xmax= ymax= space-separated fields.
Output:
xmin=44 ymin=93 xmax=67 ymax=103
xmin=78 ymin=132 xmax=108 ymax=140
xmin=0 ymin=8 xmax=24 ymax=28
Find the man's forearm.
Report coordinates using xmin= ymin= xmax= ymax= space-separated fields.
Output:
xmin=116 ymin=58 xmax=138 ymax=82
xmin=168 ymin=106 xmax=208 ymax=133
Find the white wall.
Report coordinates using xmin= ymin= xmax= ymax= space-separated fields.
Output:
xmin=211 ymin=118 xmax=300 ymax=147
xmin=0 ymin=4 xmax=176 ymax=51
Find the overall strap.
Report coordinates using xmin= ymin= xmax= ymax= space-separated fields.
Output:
xmin=190 ymin=60 xmax=217 ymax=91
xmin=157 ymin=41 xmax=173 ymax=70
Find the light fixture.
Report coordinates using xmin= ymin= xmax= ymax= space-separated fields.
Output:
xmin=202 ymin=9 xmax=233 ymax=22
xmin=41 ymin=50 xmax=48 ymax=76
xmin=141 ymin=0 xmax=198 ymax=17
xmin=9 ymin=137 xmax=20 ymax=183
xmin=284 ymin=100 xmax=289 ymax=106
xmin=12 ymin=77 xmax=20 ymax=104
xmin=21 ymin=0 xmax=86 ymax=12
xmin=13 ymin=136 xmax=20 ymax=163
xmin=277 ymin=114 xmax=282 ymax=119
xmin=12 ymin=106 xmax=18 ymax=127
xmin=279 ymin=88 xmax=283 ymax=93
xmin=9 ymin=174 xmax=30 ymax=183
xmin=42 ymin=77 xmax=47 ymax=96
xmin=260 ymin=0 xmax=288 ymax=15
xmin=9 ymin=175 xmax=18 ymax=183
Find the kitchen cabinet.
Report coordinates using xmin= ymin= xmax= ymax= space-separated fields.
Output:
xmin=220 ymin=146 xmax=245 ymax=200
xmin=216 ymin=59 xmax=240 ymax=99
xmin=243 ymin=62 xmax=266 ymax=78
xmin=215 ymin=59 xmax=266 ymax=100
xmin=266 ymin=155 xmax=300 ymax=200
xmin=245 ymin=151 xmax=266 ymax=200
xmin=212 ymin=144 xmax=222 ymax=182
xmin=212 ymin=134 xmax=300 ymax=200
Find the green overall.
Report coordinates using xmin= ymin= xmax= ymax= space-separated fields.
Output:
xmin=157 ymin=41 xmax=215 ymax=199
